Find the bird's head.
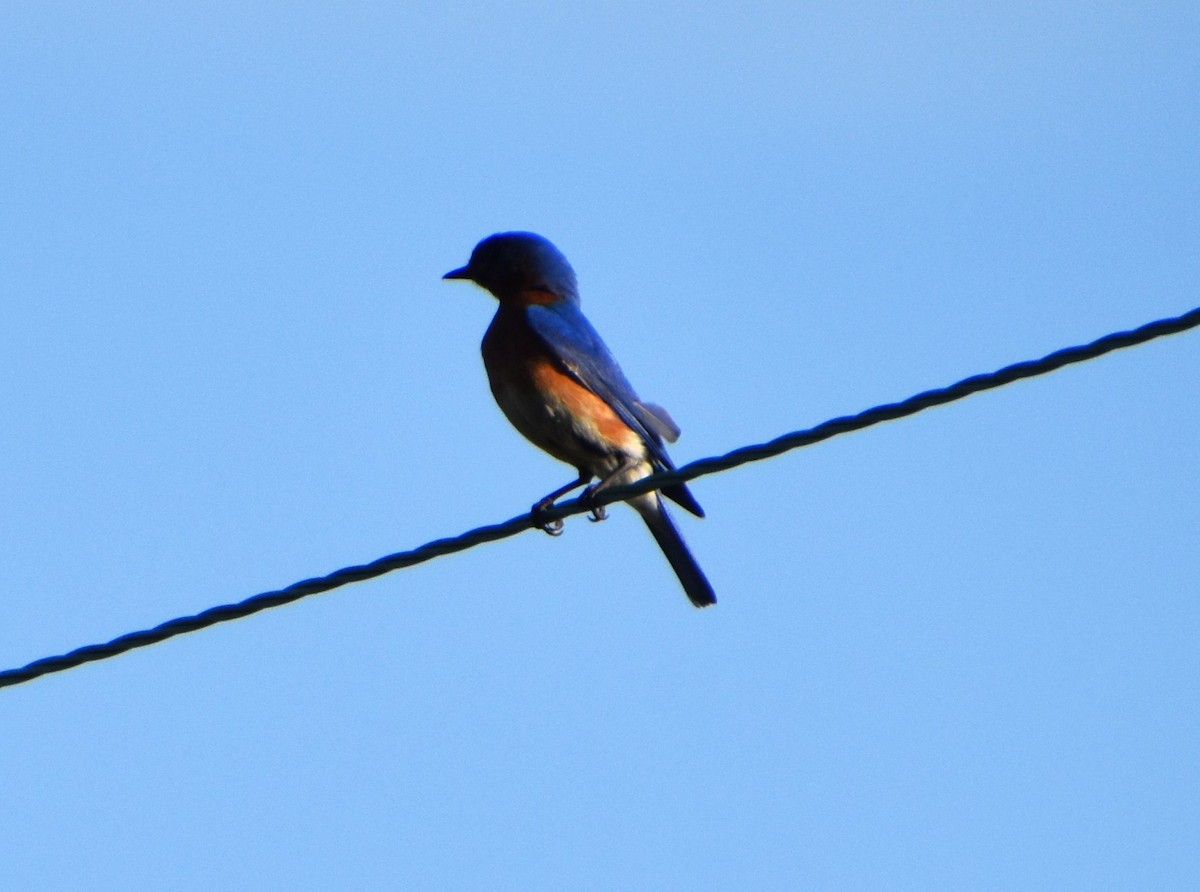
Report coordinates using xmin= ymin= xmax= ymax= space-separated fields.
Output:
xmin=444 ymin=232 xmax=579 ymax=303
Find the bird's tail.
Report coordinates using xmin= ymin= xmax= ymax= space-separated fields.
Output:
xmin=636 ymin=495 xmax=716 ymax=608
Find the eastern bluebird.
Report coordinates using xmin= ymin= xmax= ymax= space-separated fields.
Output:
xmin=444 ymin=232 xmax=716 ymax=608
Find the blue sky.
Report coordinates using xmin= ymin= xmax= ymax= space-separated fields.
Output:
xmin=2 ymin=3 xmax=1197 ymax=889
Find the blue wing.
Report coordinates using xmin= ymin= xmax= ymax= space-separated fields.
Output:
xmin=525 ymin=302 xmax=669 ymax=462
xmin=525 ymin=301 xmax=704 ymax=517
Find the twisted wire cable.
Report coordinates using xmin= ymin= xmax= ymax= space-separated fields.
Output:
xmin=3 ymin=305 xmax=1196 ymax=690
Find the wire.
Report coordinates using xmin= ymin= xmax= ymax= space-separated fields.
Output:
xmin=2 ymin=305 xmax=1197 ymax=690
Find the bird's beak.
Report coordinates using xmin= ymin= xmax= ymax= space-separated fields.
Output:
xmin=442 ymin=266 xmax=472 ymax=280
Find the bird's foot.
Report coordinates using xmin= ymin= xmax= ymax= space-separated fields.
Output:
xmin=583 ymin=486 xmax=608 ymax=523
xmin=531 ymin=499 xmax=565 ymax=537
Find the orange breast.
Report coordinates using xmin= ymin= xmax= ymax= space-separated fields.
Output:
xmin=482 ymin=306 xmax=644 ymax=469
xmin=528 ymin=359 xmax=642 ymax=451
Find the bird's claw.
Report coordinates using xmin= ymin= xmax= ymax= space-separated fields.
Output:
xmin=531 ymin=484 xmax=605 ymax=533
xmin=584 ymin=486 xmax=608 ymax=523
xmin=532 ymin=501 xmax=564 ymax=537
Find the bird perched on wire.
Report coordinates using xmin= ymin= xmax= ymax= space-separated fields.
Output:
xmin=444 ymin=232 xmax=715 ymax=608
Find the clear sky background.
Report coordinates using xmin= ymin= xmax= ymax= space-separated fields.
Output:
xmin=2 ymin=3 xmax=1197 ymax=889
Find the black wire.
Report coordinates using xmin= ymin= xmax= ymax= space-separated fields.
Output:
xmin=3 ymin=305 xmax=1197 ymax=690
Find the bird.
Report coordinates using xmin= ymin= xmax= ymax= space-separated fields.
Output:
xmin=444 ymin=231 xmax=716 ymax=608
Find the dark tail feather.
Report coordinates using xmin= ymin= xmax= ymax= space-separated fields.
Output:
xmin=663 ymin=481 xmax=705 ymax=518
xmin=639 ymin=497 xmax=716 ymax=608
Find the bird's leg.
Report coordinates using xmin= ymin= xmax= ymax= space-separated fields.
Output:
xmin=582 ymin=458 xmax=644 ymax=523
xmin=531 ymin=472 xmax=591 ymax=536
